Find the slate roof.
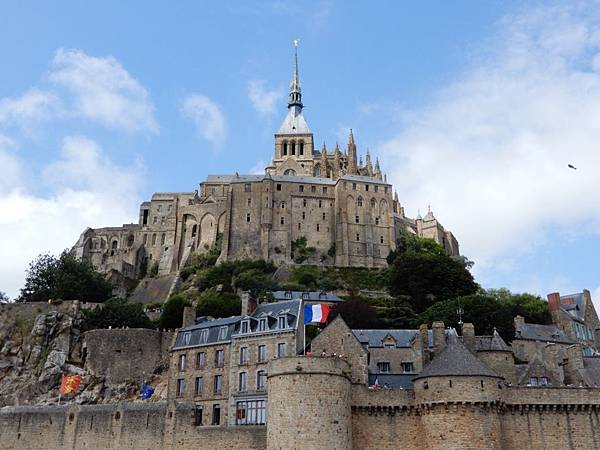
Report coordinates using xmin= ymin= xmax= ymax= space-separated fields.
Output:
xmin=271 ymin=291 xmax=343 ymax=303
xmin=368 ymin=374 xmax=414 ymax=389
xmin=339 ymin=174 xmax=390 ymax=185
xmin=173 ymin=299 xmax=302 ymax=349
xmin=560 ymin=292 xmax=585 ymax=321
xmin=476 ymin=330 xmax=512 ymax=352
xmin=352 ymin=329 xmax=434 ymax=348
xmin=414 ymin=332 xmax=501 ymax=380
xmin=515 ymin=323 xmax=576 ymax=344
xmin=276 ymin=107 xmax=311 ymax=134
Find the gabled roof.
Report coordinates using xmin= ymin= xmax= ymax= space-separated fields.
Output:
xmin=276 ymin=107 xmax=311 ymax=134
xmin=352 ymin=329 xmax=434 ymax=348
xmin=560 ymin=292 xmax=585 ymax=321
xmin=414 ymin=332 xmax=501 ymax=380
xmin=516 ymin=323 xmax=576 ymax=344
xmin=476 ymin=330 xmax=511 ymax=352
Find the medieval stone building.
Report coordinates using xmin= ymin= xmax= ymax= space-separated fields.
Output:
xmin=72 ymin=45 xmax=459 ymax=297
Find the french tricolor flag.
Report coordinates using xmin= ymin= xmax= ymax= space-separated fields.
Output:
xmin=304 ymin=304 xmax=330 ymax=324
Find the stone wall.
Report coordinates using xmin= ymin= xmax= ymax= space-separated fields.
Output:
xmin=84 ymin=329 xmax=174 ymax=384
xmin=0 ymin=301 xmax=98 ymax=326
xmin=0 ymin=402 xmax=267 ymax=450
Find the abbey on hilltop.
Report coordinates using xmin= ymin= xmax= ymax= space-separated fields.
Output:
xmin=73 ymin=43 xmax=458 ymax=293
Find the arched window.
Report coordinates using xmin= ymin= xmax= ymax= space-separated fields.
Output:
xmin=127 ymin=235 xmax=134 ymax=246
xmin=152 ymin=234 xmax=157 ymax=246
xmin=143 ymin=234 xmax=148 ymax=245
xmin=291 ymin=142 xmax=296 ymax=156
xmin=161 ymin=233 xmax=166 ymax=245
xmin=112 ymin=240 xmax=118 ymax=250
xmin=282 ymin=142 xmax=288 ymax=156
xmin=191 ymin=224 xmax=197 ymax=237
xmin=284 ymin=169 xmax=296 ymax=176
xmin=314 ymin=164 xmax=321 ymax=177
xmin=299 ymin=141 xmax=304 ymax=156
xmin=371 ymin=198 xmax=376 ymax=209
xmin=357 ymin=197 xmax=363 ymax=207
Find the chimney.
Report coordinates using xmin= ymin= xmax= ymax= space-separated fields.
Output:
xmin=514 ymin=316 xmax=525 ymax=337
xmin=419 ymin=324 xmax=430 ymax=367
xmin=182 ymin=306 xmax=196 ymax=328
xmin=432 ymin=321 xmax=446 ymax=356
xmin=240 ymin=291 xmax=257 ymax=316
xmin=564 ymin=344 xmax=585 ymax=385
xmin=462 ymin=323 xmax=476 ymax=354
xmin=547 ymin=292 xmax=562 ymax=324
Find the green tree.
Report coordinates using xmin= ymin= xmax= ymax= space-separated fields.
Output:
xmin=82 ymin=298 xmax=154 ymax=330
xmin=18 ymin=251 xmax=112 ymax=303
xmin=52 ymin=251 xmax=112 ymax=302
xmin=0 ymin=291 xmax=10 ymax=303
xmin=196 ymin=289 xmax=241 ymax=319
xmin=330 ymin=298 xmax=381 ymax=329
xmin=388 ymin=245 xmax=477 ymax=313
xmin=158 ymin=295 xmax=192 ymax=329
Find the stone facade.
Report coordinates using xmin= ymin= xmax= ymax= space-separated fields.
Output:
xmin=71 ymin=47 xmax=459 ymax=299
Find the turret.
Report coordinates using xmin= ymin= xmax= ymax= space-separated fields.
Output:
xmin=374 ymin=157 xmax=382 ymax=180
xmin=347 ymin=129 xmax=357 ymax=174
xmin=414 ymin=331 xmax=503 ymax=450
xmin=319 ymin=143 xmax=328 ymax=177
xmin=333 ymin=142 xmax=341 ymax=178
xmin=366 ymin=149 xmax=373 ymax=176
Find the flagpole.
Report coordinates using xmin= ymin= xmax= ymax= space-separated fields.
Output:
xmin=303 ymin=322 xmax=306 ymax=356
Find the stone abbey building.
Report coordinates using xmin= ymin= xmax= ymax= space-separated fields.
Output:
xmin=72 ymin=45 xmax=458 ymax=293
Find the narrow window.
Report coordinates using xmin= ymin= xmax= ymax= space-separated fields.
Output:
xmin=259 ymin=319 xmax=267 ymax=332
xmin=323 ymin=187 xmax=327 ymax=194
xmin=151 ymin=234 xmax=156 ymax=246
xmin=299 ymin=142 xmax=304 ymax=155
xmin=176 ymin=378 xmax=185 ymax=397
xmin=218 ymin=326 xmax=228 ymax=340
xmin=200 ymin=329 xmax=209 ymax=343
xmin=239 ymin=372 xmax=248 ymax=392
xmin=352 ymin=183 xmax=357 ymax=191
xmin=298 ymin=223 xmax=301 ymax=230
xmin=240 ymin=347 xmax=249 ymax=364
xmin=247 ymin=198 xmax=251 ymax=206
xmin=356 ymin=233 xmax=360 ymax=241
xmin=291 ymin=142 xmax=296 ymax=155
xmin=277 ymin=342 xmax=287 ymax=357
xmin=178 ymin=354 xmax=186 ymax=371
xmin=299 ymin=185 xmax=304 ymax=192
xmin=366 ymin=184 xmax=369 ymax=191
xmin=303 ymin=199 xmax=307 ymax=207
xmin=214 ymin=376 xmax=222 ymax=395
xmin=257 ymin=370 xmax=267 ymax=390
xmin=195 ymin=376 xmax=204 ymax=395
xmin=142 ymin=209 xmax=149 ymax=225
xmin=183 ymin=332 xmax=191 ymax=346
xmin=277 ymin=184 xmax=282 ymax=191
xmin=318 ymin=200 xmax=322 ymax=208
xmin=246 ymin=213 xmax=251 ymax=223
xmin=302 ymin=211 xmax=306 ymax=220
xmin=280 ymin=216 xmax=285 ymax=225
xmin=311 ymin=186 xmax=316 ymax=193
xmin=258 ymin=345 xmax=267 ymax=362
xmin=215 ymin=350 xmax=224 ymax=368
xmin=161 ymin=233 xmax=166 ymax=245
xmin=283 ymin=142 xmax=288 ymax=156
xmin=375 ymin=185 xmax=379 ymax=193
xmin=380 ymin=236 xmax=384 ymax=244
xmin=316 ymin=224 xmax=320 ymax=232
xmin=355 ymin=216 xmax=360 ymax=224
xmin=322 ymin=213 xmax=326 ymax=221
xmin=357 ymin=197 xmax=363 ymax=207
xmin=278 ymin=316 xmax=286 ymax=329
xmin=244 ymin=183 xmax=251 ymax=192
xmin=212 ymin=404 xmax=221 ymax=425
xmin=194 ymin=406 xmax=203 ymax=426
xmin=196 ymin=352 xmax=206 ymax=369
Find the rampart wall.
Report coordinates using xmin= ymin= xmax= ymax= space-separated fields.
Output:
xmin=0 ymin=402 xmax=267 ymax=450
xmin=84 ymin=329 xmax=174 ymax=384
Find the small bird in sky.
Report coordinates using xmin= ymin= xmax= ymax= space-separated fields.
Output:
xmin=568 ymin=164 xmax=577 ymax=170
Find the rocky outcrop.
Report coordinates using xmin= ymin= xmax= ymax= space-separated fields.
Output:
xmin=0 ymin=303 xmax=169 ymax=407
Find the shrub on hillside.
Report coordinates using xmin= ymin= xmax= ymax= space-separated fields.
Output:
xmin=158 ymin=295 xmax=192 ymax=329
xmin=82 ymin=298 xmax=154 ymax=330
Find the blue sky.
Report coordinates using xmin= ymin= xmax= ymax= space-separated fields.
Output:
xmin=1 ymin=0 xmax=600 ymax=305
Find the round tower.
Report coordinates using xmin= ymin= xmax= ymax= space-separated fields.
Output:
xmin=414 ymin=332 xmax=504 ymax=450
xmin=267 ymin=356 xmax=352 ymax=450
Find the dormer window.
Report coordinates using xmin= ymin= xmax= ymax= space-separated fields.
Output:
xmin=278 ymin=316 xmax=287 ymax=329
xmin=183 ymin=332 xmax=191 ymax=346
xmin=301 ymin=292 xmax=309 ymax=300
xmin=241 ymin=321 xmax=249 ymax=334
xmin=218 ymin=326 xmax=228 ymax=340
xmin=200 ymin=329 xmax=209 ymax=343
xmin=259 ymin=318 xmax=267 ymax=331
xmin=285 ymin=291 xmax=292 ymax=299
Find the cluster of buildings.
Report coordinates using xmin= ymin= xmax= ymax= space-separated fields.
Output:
xmin=167 ymin=288 xmax=600 ymax=436
xmin=71 ymin=43 xmax=458 ymax=301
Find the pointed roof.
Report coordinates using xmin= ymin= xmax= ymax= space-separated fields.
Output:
xmin=476 ymin=329 xmax=512 ymax=352
xmin=414 ymin=331 xmax=501 ymax=380
xmin=277 ymin=39 xmax=310 ymax=135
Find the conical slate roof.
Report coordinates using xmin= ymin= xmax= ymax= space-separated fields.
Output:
xmin=476 ymin=329 xmax=511 ymax=352
xmin=414 ymin=330 xmax=501 ymax=380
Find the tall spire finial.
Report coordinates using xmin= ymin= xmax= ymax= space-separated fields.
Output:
xmin=288 ymin=38 xmax=303 ymax=109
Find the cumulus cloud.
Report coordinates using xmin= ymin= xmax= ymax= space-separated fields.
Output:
xmin=182 ymin=94 xmax=226 ymax=147
xmin=49 ymin=49 xmax=159 ymax=134
xmin=0 ymin=136 xmax=142 ymax=299
xmin=0 ymin=89 xmax=61 ymax=127
xmin=380 ymin=2 xmax=600 ymax=284
xmin=247 ymin=80 xmax=284 ymax=115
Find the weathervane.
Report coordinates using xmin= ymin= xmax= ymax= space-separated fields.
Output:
xmin=293 ymin=38 xmax=300 ymax=47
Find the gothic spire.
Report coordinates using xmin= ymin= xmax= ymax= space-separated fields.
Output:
xmin=347 ymin=129 xmax=357 ymax=174
xmin=288 ymin=39 xmax=303 ymax=109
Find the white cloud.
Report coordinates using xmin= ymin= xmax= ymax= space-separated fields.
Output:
xmin=247 ymin=80 xmax=284 ymax=115
xmin=249 ymin=160 xmax=267 ymax=174
xmin=182 ymin=94 xmax=226 ymax=147
xmin=380 ymin=2 xmax=600 ymax=284
xmin=49 ymin=48 xmax=158 ymax=134
xmin=0 ymin=136 xmax=143 ymax=299
xmin=0 ymin=89 xmax=61 ymax=126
